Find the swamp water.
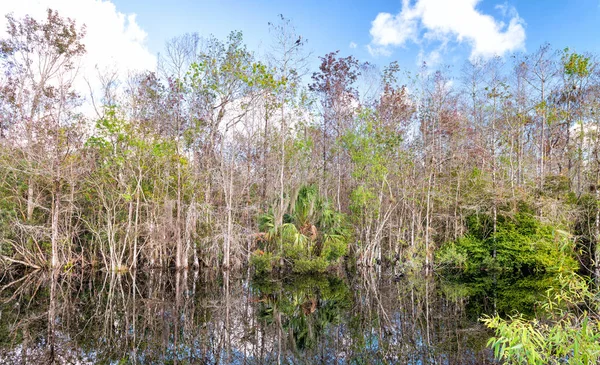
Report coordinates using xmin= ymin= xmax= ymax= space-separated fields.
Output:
xmin=0 ymin=270 xmax=551 ymax=364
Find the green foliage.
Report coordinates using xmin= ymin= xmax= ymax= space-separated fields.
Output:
xmin=438 ymin=208 xmax=577 ymax=274
xmin=483 ymin=314 xmax=547 ymax=364
xmin=482 ymin=272 xmax=600 ymax=365
xmin=436 ymin=242 xmax=468 ymax=270
xmin=543 ymin=174 xmax=571 ymax=197
xmin=249 ymin=250 xmax=276 ymax=274
xmin=322 ymin=234 xmax=347 ymax=261
xmin=251 ymin=185 xmax=350 ymax=274
xmin=562 ymin=49 xmax=591 ymax=78
xmin=572 ymin=193 xmax=600 ymax=271
xmin=292 ymin=257 xmax=329 ymax=274
xmin=344 ymin=108 xmax=404 ymax=260
xmin=482 ymin=235 xmax=600 ymax=365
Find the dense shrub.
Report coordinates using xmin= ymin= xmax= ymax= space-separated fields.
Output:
xmin=292 ymin=257 xmax=329 ymax=274
xmin=437 ymin=209 xmax=577 ymax=274
xmin=250 ymin=250 xmax=276 ymax=274
xmin=250 ymin=185 xmax=350 ymax=275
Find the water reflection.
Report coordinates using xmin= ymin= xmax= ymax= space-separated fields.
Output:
xmin=0 ymin=270 xmax=547 ymax=364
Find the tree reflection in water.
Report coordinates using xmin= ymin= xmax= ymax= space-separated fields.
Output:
xmin=0 ymin=269 xmax=548 ymax=364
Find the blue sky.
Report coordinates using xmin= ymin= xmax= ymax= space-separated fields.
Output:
xmin=111 ymin=0 xmax=600 ymax=72
xmin=2 ymin=0 xmax=599 ymax=87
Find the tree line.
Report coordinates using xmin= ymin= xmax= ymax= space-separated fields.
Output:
xmin=1 ymin=10 xmax=599 ymax=277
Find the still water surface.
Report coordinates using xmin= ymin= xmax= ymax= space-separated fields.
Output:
xmin=0 ymin=270 xmax=550 ymax=364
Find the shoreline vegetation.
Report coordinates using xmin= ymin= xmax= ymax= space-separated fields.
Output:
xmin=0 ymin=9 xmax=599 ymax=363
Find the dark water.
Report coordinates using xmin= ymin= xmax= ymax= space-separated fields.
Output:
xmin=0 ymin=269 xmax=551 ymax=364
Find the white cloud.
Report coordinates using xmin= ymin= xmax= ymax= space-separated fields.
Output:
xmin=370 ymin=0 xmax=420 ymax=48
xmin=368 ymin=0 xmax=526 ymax=60
xmin=367 ymin=44 xmax=393 ymax=57
xmin=417 ymin=48 xmax=442 ymax=67
xmin=495 ymin=2 xmax=509 ymax=17
xmin=349 ymin=41 xmax=358 ymax=49
xmin=495 ymin=2 xmax=518 ymax=18
xmin=0 ymin=0 xmax=156 ymax=112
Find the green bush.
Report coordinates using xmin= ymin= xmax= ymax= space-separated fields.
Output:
xmin=283 ymin=242 xmax=307 ymax=260
xmin=250 ymin=250 xmax=276 ymax=274
xmin=436 ymin=242 xmax=468 ymax=270
xmin=251 ymin=185 xmax=351 ymax=276
xmin=322 ymin=235 xmax=347 ymax=262
xmin=292 ymin=257 xmax=329 ymax=274
xmin=438 ymin=210 xmax=577 ymax=274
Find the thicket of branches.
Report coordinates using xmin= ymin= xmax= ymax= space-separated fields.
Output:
xmin=1 ymin=10 xmax=600 ymax=276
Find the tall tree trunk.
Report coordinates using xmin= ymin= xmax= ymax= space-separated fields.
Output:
xmin=51 ymin=186 xmax=60 ymax=269
xmin=262 ymin=113 xmax=269 ymax=205
xmin=27 ymin=178 xmax=34 ymax=221
xmin=492 ymin=97 xmax=498 ymax=260
xmin=47 ymin=271 xmax=58 ymax=363
xmin=595 ymin=183 xmax=600 ymax=286
xmin=540 ymin=80 xmax=546 ymax=191
xmin=425 ymin=169 xmax=433 ymax=275
xmin=595 ymin=117 xmax=600 ymax=287
xmin=223 ymin=155 xmax=234 ymax=270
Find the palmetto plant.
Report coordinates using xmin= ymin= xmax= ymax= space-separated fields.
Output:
xmin=253 ymin=185 xmax=350 ymax=273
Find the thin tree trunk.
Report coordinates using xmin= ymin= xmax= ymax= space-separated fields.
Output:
xmin=595 ymin=117 xmax=600 ymax=287
xmin=51 ymin=188 xmax=60 ymax=269
xmin=425 ymin=169 xmax=433 ymax=275
xmin=27 ymin=179 xmax=34 ymax=221
xmin=176 ymin=155 xmax=184 ymax=269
